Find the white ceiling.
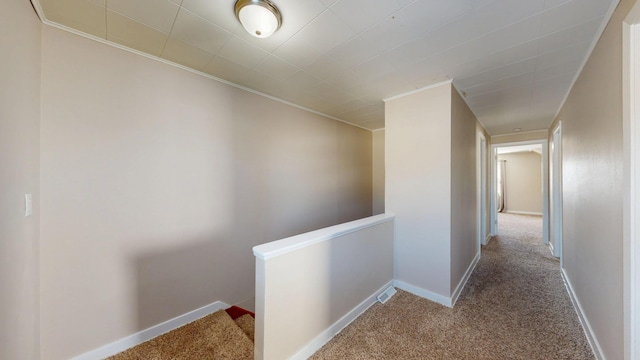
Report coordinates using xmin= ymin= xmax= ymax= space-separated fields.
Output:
xmin=33 ymin=0 xmax=617 ymax=134
xmin=497 ymin=144 xmax=542 ymax=155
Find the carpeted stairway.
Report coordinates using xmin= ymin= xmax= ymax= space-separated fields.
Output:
xmin=108 ymin=306 xmax=255 ymax=360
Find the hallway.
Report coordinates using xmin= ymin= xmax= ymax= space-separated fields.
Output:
xmin=310 ymin=213 xmax=593 ymax=359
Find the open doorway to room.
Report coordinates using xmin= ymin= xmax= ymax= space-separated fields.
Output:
xmin=490 ymin=140 xmax=550 ymax=248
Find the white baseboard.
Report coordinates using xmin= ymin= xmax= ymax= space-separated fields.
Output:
xmin=290 ymin=280 xmax=394 ymax=360
xmin=72 ymin=300 xmax=230 ymax=360
xmin=561 ymin=269 xmax=604 ymax=359
xmin=505 ymin=210 xmax=543 ymax=216
xmin=395 ymin=253 xmax=480 ymax=309
xmin=451 ymin=252 xmax=481 ymax=307
xmin=394 ymin=280 xmax=452 ymax=307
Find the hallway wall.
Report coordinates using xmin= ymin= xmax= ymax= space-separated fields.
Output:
xmin=386 ymin=82 xmax=453 ymax=297
xmin=450 ymin=87 xmax=479 ymax=291
xmin=554 ymin=0 xmax=637 ymax=358
xmin=0 ymin=1 xmax=41 ymax=359
xmin=386 ymin=82 xmax=480 ymax=302
xmin=497 ymin=152 xmax=542 ymax=214
xmin=39 ymin=26 xmax=373 ymax=359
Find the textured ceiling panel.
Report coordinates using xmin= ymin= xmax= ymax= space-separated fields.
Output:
xmin=34 ymin=0 xmax=617 ymax=134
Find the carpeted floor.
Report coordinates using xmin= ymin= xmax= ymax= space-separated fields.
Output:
xmin=310 ymin=213 xmax=594 ymax=360
xmin=107 ymin=310 xmax=254 ymax=360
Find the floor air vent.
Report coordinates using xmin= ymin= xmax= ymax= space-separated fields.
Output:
xmin=377 ymin=286 xmax=397 ymax=304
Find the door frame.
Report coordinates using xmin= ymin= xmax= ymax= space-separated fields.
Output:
xmin=550 ymin=122 xmax=563 ymax=262
xmin=490 ymin=139 xmax=550 ymax=246
xmin=623 ymin=5 xmax=640 ymax=358
xmin=477 ymin=132 xmax=488 ymax=247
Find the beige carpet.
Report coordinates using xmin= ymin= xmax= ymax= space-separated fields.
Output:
xmin=108 ymin=310 xmax=253 ymax=360
xmin=310 ymin=213 xmax=594 ymax=360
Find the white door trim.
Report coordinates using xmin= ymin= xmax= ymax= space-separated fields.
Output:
xmin=489 ymin=139 xmax=550 ymax=246
xmin=623 ymin=4 xmax=640 ymax=359
xmin=550 ymin=122 xmax=563 ymax=262
xmin=477 ymin=132 xmax=488 ymax=247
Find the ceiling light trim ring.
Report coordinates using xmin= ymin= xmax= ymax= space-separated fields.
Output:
xmin=234 ymin=0 xmax=282 ymax=38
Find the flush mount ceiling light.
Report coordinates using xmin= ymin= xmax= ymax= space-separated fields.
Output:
xmin=234 ymin=0 xmax=282 ymax=39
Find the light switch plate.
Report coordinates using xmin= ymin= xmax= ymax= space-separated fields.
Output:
xmin=25 ymin=194 xmax=32 ymax=217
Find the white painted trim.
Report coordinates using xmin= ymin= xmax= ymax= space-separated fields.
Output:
xmin=452 ymin=82 xmax=470 ymax=104
xmin=393 ymin=280 xmax=452 ymax=308
xmin=490 ymin=129 xmax=549 ymax=138
xmin=289 ymin=280 xmax=394 ymax=360
xmin=253 ymin=213 xmax=395 ymax=260
xmin=561 ymin=269 xmax=604 ymax=360
xmin=485 ymin=234 xmax=493 ymax=245
xmin=490 ymin=145 xmax=497 ymax=235
xmin=30 ymin=0 xmax=45 ymax=21
xmin=550 ymin=122 xmax=563 ymax=261
xmin=451 ymin=252 xmax=481 ymax=307
xmin=383 ymin=79 xmax=452 ymax=102
xmin=71 ymin=300 xmax=230 ymax=360
xmin=624 ymin=18 xmax=634 ymax=360
xmin=553 ymin=0 xmax=621 ymax=122
xmin=504 ymin=210 xmax=543 ymax=216
xmin=477 ymin=132 xmax=488 ymax=248
xmin=624 ymin=7 xmax=640 ymax=359
xmin=30 ymin=5 xmax=373 ymax=133
xmin=490 ymin=140 xmax=550 ymax=246
xmin=371 ymin=128 xmax=386 ymax=132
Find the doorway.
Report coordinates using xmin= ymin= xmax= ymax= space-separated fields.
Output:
xmin=477 ymin=133 xmax=487 ymax=248
xmin=490 ymin=140 xmax=550 ymax=246
xmin=550 ymin=123 xmax=563 ymax=261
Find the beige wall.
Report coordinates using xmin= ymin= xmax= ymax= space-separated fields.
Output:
xmin=372 ymin=130 xmax=385 ymax=215
xmin=0 ymin=1 xmax=41 ymax=359
xmin=386 ymin=83 xmax=480 ymax=301
xmin=386 ymin=83 xmax=452 ymax=297
xmin=491 ymin=130 xmax=548 ymax=144
xmin=497 ymin=152 xmax=543 ymax=214
xmin=450 ymin=88 xmax=479 ymax=291
xmin=555 ymin=0 xmax=636 ymax=358
xmin=39 ymin=27 xmax=372 ymax=359
xmin=255 ymin=215 xmax=394 ymax=360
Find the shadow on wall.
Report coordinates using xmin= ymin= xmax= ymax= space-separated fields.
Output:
xmin=133 ymin=233 xmax=254 ymax=329
xmin=129 ymin=91 xmax=373 ymax=332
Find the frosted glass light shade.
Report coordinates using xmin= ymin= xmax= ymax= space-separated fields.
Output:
xmin=235 ymin=0 xmax=282 ymax=39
